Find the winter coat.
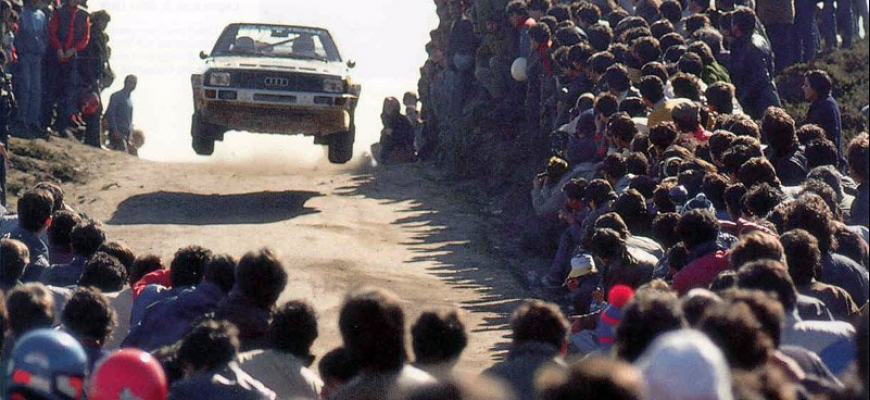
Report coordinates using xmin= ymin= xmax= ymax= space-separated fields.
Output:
xmin=239 ymin=350 xmax=323 ymax=400
xmin=47 ymin=5 xmax=90 ymax=57
xmin=168 ymin=362 xmax=276 ymax=400
xmin=673 ymin=241 xmax=730 ymax=296
xmin=764 ymin=145 xmax=808 ymax=187
xmin=821 ymin=253 xmax=869 ymax=306
xmin=798 ymin=281 xmax=860 ymax=321
xmin=807 ymin=96 xmax=843 ymax=158
xmin=484 ymin=342 xmax=566 ymax=400
xmin=123 ymin=282 xmax=226 ymax=351
xmin=729 ymin=33 xmax=781 ymax=118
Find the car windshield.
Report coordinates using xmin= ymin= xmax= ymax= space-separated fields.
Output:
xmin=212 ymin=24 xmax=341 ymax=62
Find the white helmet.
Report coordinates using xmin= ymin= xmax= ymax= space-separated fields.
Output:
xmin=511 ymin=58 xmax=528 ymax=82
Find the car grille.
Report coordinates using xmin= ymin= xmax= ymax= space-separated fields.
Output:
xmin=224 ymin=71 xmax=326 ymax=92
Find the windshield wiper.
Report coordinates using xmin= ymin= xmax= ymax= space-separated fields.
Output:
xmin=285 ymin=53 xmax=328 ymax=62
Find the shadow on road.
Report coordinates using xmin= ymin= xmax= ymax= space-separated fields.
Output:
xmin=336 ymin=164 xmax=526 ymax=361
xmin=107 ymin=191 xmax=321 ymax=226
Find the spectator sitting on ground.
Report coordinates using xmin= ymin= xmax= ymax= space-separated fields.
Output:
xmin=846 ymin=134 xmax=869 ymax=228
xmin=0 ymin=239 xmax=29 ymax=292
xmin=46 ymin=210 xmax=82 ymax=265
xmin=375 ymin=97 xmax=417 ymax=165
xmin=485 ymin=300 xmax=569 ymax=400
xmin=170 ymin=320 xmax=276 ymax=400
xmin=9 ymin=189 xmax=54 ymax=283
xmin=319 ymin=347 xmax=361 ymax=400
xmin=239 ymin=300 xmax=324 ymax=400
xmin=671 ymin=209 xmax=729 ymax=295
xmin=41 ymin=222 xmax=106 ymax=287
xmin=411 ymin=309 xmax=469 ymax=378
xmin=60 ymin=287 xmax=117 ymax=371
xmin=332 ymin=287 xmax=435 ymax=400
xmin=2 ymin=283 xmax=55 ymax=360
xmin=214 ymin=249 xmax=288 ymax=352
xmin=131 ymin=245 xmax=214 ymax=326
xmin=124 ymin=254 xmax=235 ymax=351
xmin=589 ymin=228 xmax=657 ymax=292
xmin=537 ymin=357 xmax=643 ymax=400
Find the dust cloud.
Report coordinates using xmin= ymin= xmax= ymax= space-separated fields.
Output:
xmin=86 ymin=0 xmax=437 ymax=170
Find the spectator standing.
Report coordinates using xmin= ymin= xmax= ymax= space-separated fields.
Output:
xmin=446 ymin=1 xmax=477 ymax=121
xmin=728 ymin=8 xmax=782 ymax=119
xmin=13 ymin=0 xmax=48 ymax=138
xmin=804 ymin=70 xmax=844 ymax=161
xmin=755 ymin=0 xmax=796 ymax=72
xmin=792 ymin=0 xmax=820 ymax=62
xmin=44 ymin=0 xmax=90 ymax=134
xmin=105 ymin=74 xmax=137 ymax=152
xmin=79 ymin=10 xmax=113 ymax=148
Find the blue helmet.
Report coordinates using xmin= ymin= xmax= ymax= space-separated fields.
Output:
xmin=5 ymin=329 xmax=89 ymax=400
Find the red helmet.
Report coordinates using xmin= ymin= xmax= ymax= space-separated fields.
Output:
xmin=88 ymin=350 xmax=168 ymax=400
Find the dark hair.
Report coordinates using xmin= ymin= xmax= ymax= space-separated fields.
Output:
xmin=596 ymin=213 xmax=631 ymax=239
xmin=762 ymin=108 xmax=798 ymax=151
xmin=659 ymin=33 xmax=686 ymax=56
xmin=635 ymin=0 xmax=662 ymax=23
xmin=32 ymin=183 xmax=65 ymax=213
xmin=70 ymin=223 xmax=107 ymax=258
xmin=625 ymin=152 xmax=650 ymax=176
xmin=615 ymin=291 xmax=684 ymax=362
xmin=270 ymin=300 xmax=318 ymax=360
xmin=638 ymin=75 xmax=666 ymax=104
xmin=539 ymin=358 xmax=643 ymax=400
xmin=780 ymin=230 xmax=821 ymax=286
xmin=178 ymin=320 xmax=240 ymax=372
xmin=605 ymin=64 xmax=632 ymax=92
xmin=649 ymin=123 xmax=679 ymax=151
xmin=600 ymin=153 xmax=629 ymax=181
xmin=203 ymin=254 xmax=236 ymax=294
xmin=800 ymin=180 xmax=843 ymax=222
xmin=641 ymin=61 xmax=669 ymax=82
xmin=847 ymin=134 xmax=869 ymax=181
xmin=731 ymin=8 xmax=757 ymax=35
xmin=236 ymin=249 xmax=288 ymax=309
xmin=698 ymin=302 xmax=774 ymax=370
xmin=729 ymin=118 xmax=762 ymax=140
xmin=620 ymin=97 xmax=647 ymax=119
xmin=319 ymin=347 xmax=360 ymax=383
xmin=17 ymin=190 xmax=54 ymax=232
xmin=1 ymin=239 xmax=29 ymax=287
xmin=47 ymin=211 xmax=82 ymax=250
xmin=170 ymin=246 xmax=214 ymax=288
xmin=678 ymin=52 xmax=704 ymax=76
xmin=738 ymin=158 xmax=781 ymax=188
xmin=608 ymin=113 xmax=640 ymax=147
xmin=129 ymin=255 xmax=165 ymax=286
xmin=805 ymin=70 xmax=833 ymax=98
xmin=527 ymin=0 xmax=551 ymax=12
xmin=529 ymin=23 xmax=552 ymax=44
xmin=563 ymin=178 xmax=589 ymax=202
xmin=832 ymin=226 xmax=869 ymax=268
xmin=587 ymin=23 xmax=614 ymax=51
xmin=594 ymin=93 xmax=620 ymax=118
xmin=576 ymin=2 xmax=602 ymax=25
xmin=340 ymin=287 xmax=407 ymax=371
xmin=98 ymin=242 xmax=136 ymax=276
xmin=796 ymin=124 xmax=827 ymax=145
xmin=652 ymin=213 xmax=682 ymax=249
xmin=724 ymin=184 xmax=747 ymax=220
xmin=511 ymin=300 xmax=570 ymax=349
xmin=585 ymin=179 xmax=617 ymax=205
xmin=78 ymin=252 xmax=128 ymax=292
xmin=660 ymin=0 xmax=683 ymax=24
xmin=590 ymin=228 xmax=628 ymax=263
xmin=61 ymin=287 xmax=116 ymax=344
xmin=631 ymin=36 xmax=661 ymax=65
xmin=672 ymin=73 xmax=702 ymax=102
xmin=710 ymin=270 xmax=738 ymax=293
xmin=630 ymin=175 xmax=658 ymax=200
xmin=505 ymin=0 xmax=528 ymax=17
xmin=706 ymin=83 xmax=735 ymax=114
xmin=650 ymin=19 xmax=675 ymax=39
xmin=805 ymin=138 xmax=839 ymax=170
xmin=743 ymin=183 xmax=785 ymax=218
xmin=783 ymin=195 xmax=837 ymax=254
xmin=720 ymin=145 xmax=759 ymax=176
xmin=412 ymin=310 xmax=468 ymax=366
xmin=676 ymin=210 xmax=720 ymax=250
xmin=680 ymin=290 xmax=723 ymax=327
xmin=736 ymin=260 xmax=798 ymax=311
xmin=590 ymin=51 xmax=617 ymax=75
xmin=702 ymin=174 xmax=729 ymax=211
xmin=729 ymin=232 xmax=784 ymax=271
xmin=613 ymin=191 xmax=652 ymax=236
xmin=723 ymin=289 xmax=785 ymax=348
xmin=7 ymin=283 xmax=55 ymax=337
xmin=684 ymin=13 xmax=710 ymax=34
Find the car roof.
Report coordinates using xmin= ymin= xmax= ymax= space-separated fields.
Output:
xmin=227 ymin=23 xmax=333 ymax=34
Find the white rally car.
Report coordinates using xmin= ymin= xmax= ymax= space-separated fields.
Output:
xmin=191 ymin=23 xmax=361 ymax=163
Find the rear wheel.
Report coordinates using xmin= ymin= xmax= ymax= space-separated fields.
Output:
xmin=191 ymin=113 xmax=216 ymax=156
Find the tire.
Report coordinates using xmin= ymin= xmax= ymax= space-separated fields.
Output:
xmin=328 ymin=126 xmax=355 ymax=165
xmin=191 ymin=113 xmax=216 ymax=156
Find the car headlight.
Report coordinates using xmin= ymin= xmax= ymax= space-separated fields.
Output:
xmin=323 ymin=77 xmax=344 ymax=93
xmin=209 ymin=72 xmax=231 ymax=87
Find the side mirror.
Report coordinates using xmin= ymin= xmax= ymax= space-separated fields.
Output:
xmin=347 ymin=60 xmax=357 ymax=69
xmin=199 ymin=51 xmax=209 ymax=60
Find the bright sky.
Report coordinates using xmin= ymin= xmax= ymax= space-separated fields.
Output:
xmin=86 ymin=0 xmax=439 ymax=164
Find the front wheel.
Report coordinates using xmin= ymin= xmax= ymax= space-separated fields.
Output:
xmin=328 ymin=129 xmax=355 ymax=164
xmin=191 ymin=113 xmax=216 ymax=156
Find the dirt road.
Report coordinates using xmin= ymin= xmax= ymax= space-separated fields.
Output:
xmin=66 ymin=152 xmax=528 ymax=374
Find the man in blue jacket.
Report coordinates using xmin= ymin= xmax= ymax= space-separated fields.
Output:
xmin=728 ymin=7 xmax=782 ymax=120
xmin=804 ymin=70 xmax=844 ymax=161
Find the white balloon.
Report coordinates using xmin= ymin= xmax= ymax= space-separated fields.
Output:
xmin=511 ymin=58 xmax=528 ymax=82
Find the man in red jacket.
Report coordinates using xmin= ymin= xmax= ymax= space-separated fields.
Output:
xmin=43 ymin=0 xmax=90 ymax=134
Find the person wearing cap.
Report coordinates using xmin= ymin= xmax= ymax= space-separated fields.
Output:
xmin=672 ymin=101 xmax=711 ymax=149
xmin=565 ymin=254 xmax=601 ymax=315
xmin=636 ymin=330 xmax=735 ymax=400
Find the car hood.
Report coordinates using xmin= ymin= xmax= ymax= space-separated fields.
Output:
xmin=205 ymin=56 xmax=348 ymax=77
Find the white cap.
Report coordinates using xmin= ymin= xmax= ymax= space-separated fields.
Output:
xmin=636 ymin=330 xmax=734 ymax=400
